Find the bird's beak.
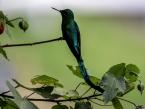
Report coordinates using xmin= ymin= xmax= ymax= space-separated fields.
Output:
xmin=51 ymin=7 xmax=60 ymax=12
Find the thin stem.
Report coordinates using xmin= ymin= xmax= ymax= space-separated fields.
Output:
xmin=28 ymin=94 xmax=102 ymax=102
xmin=74 ymin=82 xmax=84 ymax=91
xmin=118 ymin=97 xmax=137 ymax=107
xmin=91 ymin=97 xmax=104 ymax=102
xmin=6 ymin=17 xmax=23 ymax=22
xmin=25 ymin=92 xmax=36 ymax=98
xmin=12 ymin=79 xmax=32 ymax=90
xmin=0 ymin=94 xmax=14 ymax=99
xmin=80 ymin=87 xmax=92 ymax=97
xmin=1 ymin=37 xmax=64 ymax=48
xmin=0 ymin=85 xmax=19 ymax=95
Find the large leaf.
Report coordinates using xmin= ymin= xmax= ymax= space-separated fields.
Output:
xmin=19 ymin=99 xmax=38 ymax=109
xmin=6 ymin=81 xmax=22 ymax=106
xmin=67 ymin=65 xmax=100 ymax=84
xmin=0 ymin=47 xmax=8 ymax=60
xmin=31 ymin=75 xmax=63 ymax=88
xmin=52 ymin=104 xmax=68 ymax=109
xmin=14 ymin=79 xmax=61 ymax=99
xmin=32 ymin=86 xmax=53 ymax=97
xmin=74 ymin=102 xmax=92 ymax=109
xmin=112 ymin=98 xmax=124 ymax=109
xmin=51 ymin=87 xmax=67 ymax=96
xmin=7 ymin=81 xmax=38 ymax=109
xmin=125 ymin=64 xmax=140 ymax=82
xmin=33 ymin=86 xmax=61 ymax=99
xmin=101 ymin=63 xmax=126 ymax=103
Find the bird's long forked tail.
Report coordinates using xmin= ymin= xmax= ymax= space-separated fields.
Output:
xmin=78 ymin=61 xmax=104 ymax=93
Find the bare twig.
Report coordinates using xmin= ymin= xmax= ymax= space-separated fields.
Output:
xmin=0 ymin=93 xmax=102 ymax=103
xmin=1 ymin=37 xmax=64 ymax=48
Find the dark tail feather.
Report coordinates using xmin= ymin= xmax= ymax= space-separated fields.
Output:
xmin=78 ymin=60 xmax=104 ymax=93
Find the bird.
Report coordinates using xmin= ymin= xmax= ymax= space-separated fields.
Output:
xmin=52 ymin=7 xmax=104 ymax=93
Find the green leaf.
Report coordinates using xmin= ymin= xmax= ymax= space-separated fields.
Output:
xmin=6 ymin=81 xmax=22 ymax=106
xmin=0 ymin=97 xmax=5 ymax=107
xmin=107 ymin=63 xmax=126 ymax=77
xmin=15 ymin=79 xmax=61 ymax=99
xmin=19 ymin=20 xmax=29 ymax=32
xmin=52 ymin=87 xmax=67 ymax=96
xmin=112 ymin=98 xmax=124 ymax=109
xmin=7 ymin=81 xmax=38 ymax=109
xmin=74 ymin=102 xmax=92 ymax=109
xmin=5 ymin=16 xmax=15 ymax=28
xmin=67 ymin=65 xmax=100 ymax=84
xmin=101 ymin=63 xmax=126 ymax=103
xmin=0 ymin=47 xmax=9 ymax=60
xmin=65 ymin=90 xmax=79 ymax=98
xmin=32 ymin=86 xmax=61 ymax=99
xmin=89 ymin=76 xmax=100 ymax=84
xmin=69 ymin=106 xmax=73 ymax=109
xmin=67 ymin=65 xmax=82 ymax=78
xmin=19 ymin=99 xmax=38 ymax=109
xmin=52 ymin=104 xmax=68 ymax=109
xmin=31 ymin=75 xmax=63 ymax=88
xmin=32 ymin=86 xmax=53 ymax=97
xmin=0 ymin=98 xmax=19 ymax=109
xmin=125 ymin=64 xmax=140 ymax=82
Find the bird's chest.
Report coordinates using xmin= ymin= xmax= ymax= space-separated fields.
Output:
xmin=62 ymin=22 xmax=76 ymax=36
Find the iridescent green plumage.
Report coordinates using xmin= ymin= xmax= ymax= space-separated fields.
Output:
xmin=52 ymin=8 xmax=104 ymax=92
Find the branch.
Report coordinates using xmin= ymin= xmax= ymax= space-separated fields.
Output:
xmin=1 ymin=37 xmax=64 ymax=48
xmin=0 ymin=85 xmax=19 ymax=95
xmin=0 ymin=93 xmax=102 ymax=103
xmin=29 ymin=94 xmax=102 ymax=102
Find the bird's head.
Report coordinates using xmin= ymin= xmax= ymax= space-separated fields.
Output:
xmin=52 ymin=7 xmax=74 ymax=20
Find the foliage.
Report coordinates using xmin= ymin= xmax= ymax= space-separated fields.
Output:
xmin=0 ymin=10 xmax=144 ymax=109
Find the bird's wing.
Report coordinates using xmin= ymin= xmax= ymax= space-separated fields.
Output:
xmin=74 ymin=21 xmax=81 ymax=55
xmin=62 ymin=21 xmax=81 ymax=61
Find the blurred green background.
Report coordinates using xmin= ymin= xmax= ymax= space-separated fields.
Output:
xmin=0 ymin=1 xmax=145 ymax=108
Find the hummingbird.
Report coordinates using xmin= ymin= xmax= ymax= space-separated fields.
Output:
xmin=52 ymin=8 xmax=104 ymax=93
xmin=52 ymin=7 xmax=81 ymax=62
